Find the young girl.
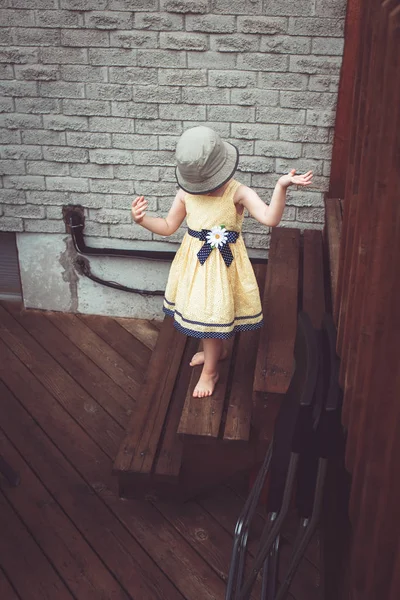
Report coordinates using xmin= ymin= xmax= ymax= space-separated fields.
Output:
xmin=132 ymin=126 xmax=313 ymax=398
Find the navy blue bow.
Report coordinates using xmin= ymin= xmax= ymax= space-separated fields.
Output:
xmin=188 ymin=228 xmax=239 ymax=267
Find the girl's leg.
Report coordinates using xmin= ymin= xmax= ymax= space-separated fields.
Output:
xmin=190 ymin=341 xmax=227 ymax=366
xmin=193 ymin=338 xmax=222 ymax=398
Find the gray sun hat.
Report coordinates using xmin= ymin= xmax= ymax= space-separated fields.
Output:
xmin=175 ymin=126 xmax=239 ymax=194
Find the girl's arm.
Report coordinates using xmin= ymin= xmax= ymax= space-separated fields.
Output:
xmin=236 ymin=170 xmax=313 ymax=227
xmin=131 ymin=188 xmax=187 ymax=236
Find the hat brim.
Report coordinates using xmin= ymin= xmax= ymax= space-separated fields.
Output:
xmin=175 ymin=142 xmax=239 ymax=195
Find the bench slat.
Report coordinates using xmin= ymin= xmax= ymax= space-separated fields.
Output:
xmin=254 ymin=227 xmax=300 ymax=394
xmin=324 ymin=198 xmax=342 ymax=324
xmin=223 ymin=263 xmax=267 ymax=442
xmin=113 ymin=317 xmax=186 ymax=474
xmin=177 ymin=337 xmax=235 ymax=438
xmin=303 ymin=230 xmax=325 ymax=330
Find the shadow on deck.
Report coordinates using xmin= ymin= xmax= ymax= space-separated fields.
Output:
xmin=0 ymin=301 xmax=319 ymax=600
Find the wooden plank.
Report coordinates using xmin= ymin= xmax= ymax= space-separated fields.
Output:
xmin=303 ymin=229 xmax=325 ymax=330
xmin=78 ymin=313 xmax=150 ymax=375
xmin=323 ymin=200 xmax=342 ymax=325
xmin=254 ymin=227 xmax=300 ymax=393
xmin=0 ymin=304 xmax=122 ymax=459
xmin=115 ymin=317 xmax=159 ymax=351
xmin=0 ymin=490 xmax=74 ymax=600
xmin=3 ymin=303 xmax=134 ymax=426
xmin=0 ymin=568 xmax=20 ymax=600
xmin=114 ymin=317 xmax=187 ymax=474
xmin=46 ymin=311 xmax=141 ymax=401
xmin=0 ymin=429 xmax=132 ymax=600
xmin=223 ymin=263 xmax=267 ymax=441
xmin=177 ymin=336 xmax=235 ymax=438
xmin=154 ymin=336 xmax=199 ymax=480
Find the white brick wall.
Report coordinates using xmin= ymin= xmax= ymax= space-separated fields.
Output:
xmin=0 ymin=0 xmax=347 ymax=244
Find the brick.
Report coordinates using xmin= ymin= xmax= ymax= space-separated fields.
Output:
xmin=285 ymin=189 xmax=324 ymax=207
xmin=43 ymin=115 xmax=88 ymax=131
xmin=3 ymin=1 xmax=58 ymax=7
xmin=237 ymin=53 xmax=288 ymax=72
xmin=90 ymin=149 xmax=133 ymax=165
xmin=15 ymin=98 xmax=61 ymax=114
xmin=24 ymin=219 xmax=66 ymax=233
xmin=211 ymin=34 xmax=260 ymax=53
xmin=85 ymin=11 xmax=134 ymax=30
xmin=261 ymin=35 xmax=310 ymax=54
xmin=114 ymin=165 xmax=159 ymax=181
xmin=260 ymin=72 xmax=308 ymax=91
xmin=135 ymin=120 xmax=182 ymax=135
xmin=186 ymin=15 xmax=236 ymax=33
xmin=0 ymin=113 xmax=42 ymax=130
xmin=86 ymin=83 xmax=132 ymax=101
xmin=81 ymin=221 xmax=109 ymax=236
xmin=296 ymin=207 xmax=325 ymax=223
xmin=70 ymin=163 xmax=113 ymax=179
xmin=135 ymin=86 xmax=181 ymax=103
xmin=1 ymin=145 xmax=41 ymax=160
xmin=289 ymin=17 xmax=345 ymax=37
xmin=22 ymin=130 xmax=65 ymax=146
xmin=137 ymin=181 xmax=173 ymax=196
xmin=264 ymin=0 xmax=314 ymax=15
xmin=67 ymin=131 xmax=112 ymax=148
xmin=14 ymin=65 xmax=59 ymax=81
xmin=242 ymin=232 xmax=270 ymax=250
xmin=4 ymin=175 xmax=45 ymax=191
xmin=0 ymin=217 xmax=24 ymax=232
xmin=27 ymin=191 xmax=70 ymax=205
xmin=110 ymin=194 xmax=157 ymax=211
xmin=306 ymin=110 xmax=336 ymax=127
xmin=303 ymin=143 xmax=334 ymax=160
xmin=110 ymin=31 xmax=158 ymax=48
xmin=159 ymin=68 xmax=206 ymax=87
xmin=134 ymin=12 xmax=184 ymax=31
xmin=187 ymin=52 xmax=236 ymax=69
xmin=158 ymin=135 xmax=179 ymax=151
xmin=276 ymin=158 xmax=324 ymax=176
xmin=0 ymin=160 xmax=25 ymax=175
xmin=182 ymin=87 xmax=229 ymax=105
xmin=89 ymin=48 xmax=137 ymax=66
xmin=0 ymin=81 xmax=38 ymax=97
xmin=312 ymin=37 xmax=344 ymax=56
xmin=241 ymin=217 xmax=270 ymax=235
xmin=67 ymin=192 xmax=110 ymax=208
xmin=63 ymin=100 xmax=110 ymax=117
xmin=0 ymin=98 xmax=14 ymax=113
xmin=281 ymin=91 xmax=337 ymax=110
xmin=46 ymin=176 xmax=89 ymax=192
xmin=323 ymin=161 xmax=331 ymax=177
xmin=13 ymin=28 xmax=60 ymax=46
xmin=137 ymin=49 xmax=185 ymax=68
xmin=251 ymin=173 xmax=281 ymax=188
xmin=61 ymin=0 xmax=108 ymax=9
xmin=0 ymin=47 xmax=38 ymax=64
xmin=0 ymin=189 xmax=26 ymax=205
xmin=0 ymin=130 xmax=21 ymax=145
xmin=0 ymin=29 xmax=12 ymax=46
xmin=4 ymin=204 xmax=45 ymax=219
xmin=108 ymin=0 xmax=156 ymax=9
xmin=208 ymin=70 xmax=256 ymax=88
xmin=40 ymin=82 xmax=85 ymax=99
xmin=26 ymin=161 xmax=69 ymax=176
xmin=91 ymin=208 xmax=132 ymax=224
xmin=36 ymin=10 xmax=83 ymax=28
xmin=160 ymin=32 xmax=208 ymax=51
xmin=41 ymin=47 xmax=87 ymax=64
xmin=61 ymin=65 xmax=107 ymax=83
xmin=46 ymin=206 xmax=64 ymax=220
xmin=0 ymin=9 xmax=34 ymax=26
xmin=238 ymin=156 xmax=275 ymax=173
xmin=111 ymin=102 xmax=158 ymax=119
xmin=255 ymin=140 xmax=302 ymax=159
xmin=0 ymin=64 xmax=13 ymax=80
xmin=213 ymin=0 xmax=262 ymax=14
xmin=161 ymin=0 xmax=208 ymax=12
xmin=43 ymin=146 xmax=88 ymax=163
xmin=228 ymin=139 xmax=254 ymax=154
xmin=90 ymin=180 xmax=133 ymax=195
xmin=231 ymin=123 xmax=279 ymax=141
xmin=308 ymin=74 xmax=341 ymax=92
xmin=290 ymin=55 xmax=342 ymax=75
xmin=133 ymin=150 xmax=174 ymax=167
xmin=61 ymin=29 xmax=109 ymax=47
xmin=231 ymin=89 xmax=279 ymax=106
xmin=109 ymin=66 xmax=157 ymax=85
xmin=109 ymin=223 xmax=152 ymax=241
xmin=238 ymin=16 xmax=287 ymax=34
xmin=159 ymin=104 xmax=206 ymax=120
xmin=89 ymin=116 xmax=134 ymax=133
xmin=207 ymin=105 xmax=255 ymax=123
xmin=315 ymin=0 xmax=347 ymax=18
xmin=280 ymin=125 xmax=329 ymax=143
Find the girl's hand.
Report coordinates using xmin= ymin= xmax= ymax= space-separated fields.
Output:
xmin=278 ymin=169 xmax=313 ymax=189
xmin=131 ymin=196 xmax=148 ymax=223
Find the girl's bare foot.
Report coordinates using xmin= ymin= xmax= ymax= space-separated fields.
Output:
xmin=190 ymin=347 xmax=227 ymax=367
xmin=193 ymin=371 xmax=219 ymax=398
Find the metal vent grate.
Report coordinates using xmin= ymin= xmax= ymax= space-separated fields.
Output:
xmin=0 ymin=233 xmax=22 ymax=301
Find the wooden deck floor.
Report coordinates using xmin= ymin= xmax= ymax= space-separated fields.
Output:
xmin=0 ymin=301 xmax=320 ymax=600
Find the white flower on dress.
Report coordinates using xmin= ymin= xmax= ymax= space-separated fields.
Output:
xmin=206 ymin=225 xmax=229 ymax=249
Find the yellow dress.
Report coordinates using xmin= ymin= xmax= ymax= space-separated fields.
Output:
xmin=163 ymin=179 xmax=263 ymax=338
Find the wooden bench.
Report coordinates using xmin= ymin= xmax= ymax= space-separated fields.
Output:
xmin=113 ymin=226 xmax=326 ymax=500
